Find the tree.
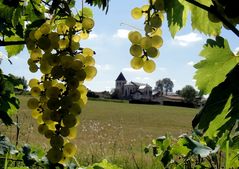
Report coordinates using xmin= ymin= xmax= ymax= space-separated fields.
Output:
xmin=155 ymin=79 xmax=163 ymax=93
xmin=162 ymin=78 xmax=174 ymax=95
xmin=8 ymin=74 xmax=28 ymax=92
xmin=180 ymin=85 xmax=197 ymax=103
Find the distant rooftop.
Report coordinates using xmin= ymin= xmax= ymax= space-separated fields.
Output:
xmin=116 ymin=72 xmax=126 ymax=81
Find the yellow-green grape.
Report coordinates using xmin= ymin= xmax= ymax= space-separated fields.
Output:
xmin=151 ymin=35 xmax=163 ymax=48
xmin=83 ymin=48 xmax=94 ymax=57
xmin=40 ymin=23 xmax=51 ymax=34
xmin=37 ymin=114 xmax=44 ymax=124
xmin=130 ymin=44 xmax=143 ymax=57
xmin=84 ymin=57 xmax=95 ymax=66
xmin=29 ymin=30 xmax=36 ymax=40
xmin=30 ymin=87 xmax=41 ymax=97
xmin=55 ymin=83 xmax=66 ymax=92
xmin=74 ymin=22 xmax=82 ymax=31
xmin=71 ymin=59 xmax=83 ymax=70
xmin=42 ymin=110 xmax=52 ymax=123
xmin=157 ymin=12 xmax=164 ymax=21
xmin=208 ymin=12 xmax=220 ymax=23
xmin=44 ymin=130 xmax=55 ymax=139
xmin=69 ymin=89 xmax=81 ymax=101
xmin=60 ymin=96 xmax=73 ymax=109
xmin=84 ymin=66 xmax=97 ymax=81
xmin=50 ymin=135 xmax=64 ymax=148
xmin=47 ymin=54 xmax=60 ymax=66
xmin=47 ymin=121 xmax=57 ymax=131
xmin=51 ymin=66 xmax=64 ymax=79
xmin=146 ymin=47 xmax=159 ymax=58
xmin=27 ymin=58 xmax=34 ymax=65
xmin=65 ymin=16 xmax=76 ymax=28
xmin=31 ymin=109 xmax=41 ymax=119
xmin=82 ymin=18 xmax=95 ymax=30
xmin=75 ymin=54 xmax=85 ymax=63
xmin=46 ymin=87 xmax=61 ymax=98
xmin=60 ymin=127 xmax=70 ymax=137
xmin=29 ymin=63 xmax=39 ymax=73
xmin=72 ymin=35 xmax=81 ymax=43
xmin=144 ymin=24 xmax=153 ymax=34
xmin=58 ymin=38 xmax=69 ymax=50
xmin=59 ymin=156 xmax=69 ymax=166
xmin=70 ymin=42 xmax=80 ymax=51
xmin=63 ymin=142 xmax=77 ymax=157
xmin=57 ymin=23 xmax=69 ymax=34
xmin=128 ymin=31 xmax=142 ymax=44
xmin=38 ymin=36 xmax=51 ymax=51
xmin=60 ymin=55 xmax=74 ymax=68
xmin=34 ymin=29 xmax=42 ymax=40
xmin=75 ymin=69 xmax=86 ymax=81
xmin=30 ymin=48 xmax=42 ymax=61
xmin=150 ymin=15 xmax=162 ymax=28
xmin=46 ymin=148 xmax=63 ymax=164
xmin=80 ymin=31 xmax=89 ymax=40
xmin=131 ymin=7 xmax=143 ymax=19
xmin=77 ymin=85 xmax=88 ymax=96
xmin=70 ymin=103 xmax=82 ymax=115
xmin=140 ymin=37 xmax=152 ymax=49
xmin=48 ymin=32 xmax=60 ymax=49
xmin=153 ymin=0 xmax=164 ymax=11
xmin=50 ymin=111 xmax=61 ymax=122
xmin=47 ymin=98 xmax=60 ymax=110
xmin=63 ymin=114 xmax=77 ymax=128
xmin=38 ymin=124 xmax=48 ymax=134
xmin=40 ymin=63 xmax=52 ymax=74
xmin=27 ymin=98 xmax=39 ymax=109
xmin=29 ymin=78 xmax=39 ymax=88
xmin=130 ymin=57 xmax=144 ymax=69
xmin=67 ymin=127 xmax=77 ymax=139
xmin=26 ymin=38 xmax=36 ymax=50
xmin=143 ymin=59 xmax=156 ymax=73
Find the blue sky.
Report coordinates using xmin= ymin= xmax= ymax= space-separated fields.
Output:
xmin=1 ymin=0 xmax=239 ymax=92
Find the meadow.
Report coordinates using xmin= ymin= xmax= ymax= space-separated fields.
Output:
xmin=0 ymin=95 xmax=198 ymax=168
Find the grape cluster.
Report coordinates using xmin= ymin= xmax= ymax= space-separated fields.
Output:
xmin=208 ymin=0 xmax=239 ymax=25
xmin=129 ymin=0 xmax=164 ymax=73
xmin=26 ymin=15 xmax=96 ymax=165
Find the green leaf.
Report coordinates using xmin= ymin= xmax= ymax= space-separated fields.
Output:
xmin=193 ymin=65 xmax=239 ymax=135
xmin=0 ymin=1 xmax=15 ymax=24
xmin=194 ymin=36 xmax=238 ymax=94
xmin=85 ymin=0 xmax=110 ymax=13
xmin=164 ymin=0 xmax=188 ymax=37
xmin=8 ymin=167 xmax=29 ymax=169
xmin=189 ymin=0 xmax=222 ymax=36
xmin=204 ymin=97 xmax=232 ymax=139
xmin=77 ymin=7 xmax=94 ymax=18
xmin=5 ymin=35 xmax=24 ymax=57
xmin=12 ymin=7 xmax=23 ymax=28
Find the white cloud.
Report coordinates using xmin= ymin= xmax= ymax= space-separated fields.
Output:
xmin=95 ymin=64 xmax=112 ymax=71
xmin=173 ymin=32 xmax=203 ymax=47
xmin=113 ymin=29 xmax=130 ymax=39
xmin=89 ymin=33 xmax=98 ymax=39
xmin=122 ymin=67 xmax=144 ymax=73
xmin=187 ymin=61 xmax=195 ymax=66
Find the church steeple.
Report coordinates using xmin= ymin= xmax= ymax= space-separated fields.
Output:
xmin=116 ymin=72 xmax=126 ymax=81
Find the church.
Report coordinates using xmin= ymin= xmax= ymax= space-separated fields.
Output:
xmin=115 ymin=72 xmax=152 ymax=101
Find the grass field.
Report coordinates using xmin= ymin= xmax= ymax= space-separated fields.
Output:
xmin=0 ymin=95 xmax=198 ymax=168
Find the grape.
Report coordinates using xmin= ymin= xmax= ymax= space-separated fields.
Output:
xmin=140 ymin=37 xmax=152 ymax=49
xmin=67 ymin=127 xmax=77 ymax=139
xmin=69 ymin=89 xmax=81 ymax=101
xmin=47 ymin=98 xmax=60 ymax=110
xmin=130 ymin=57 xmax=144 ymax=69
xmin=74 ymin=22 xmax=82 ymax=31
xmin=150 ymin=15 xmax=162 ymax=27
xmin=50 ymin=135 xmax=64 ymax=148
xmin=40 ymin=23 xmax=51 ymax=34
xmin=65 ymin=16 xmax=76 ymax=28
xmin=57 ymin=23 xmax=69 ymax=34
xmin=131 ymin=7 xmax=143 ymax=19
xmin=80 ymin=31 xmax=89 ymax=40
xmin=70 ymin=42 xmax=80 ymax=51
xmin=60 ymin=127 xmax=70 ymax=137
xmin=130 ymin=44 xmax=143 ymax=57
xmin=151 ymin=35 xmax=163 ymax=48
xmin=29 ymin=64 xmax=39 ymax=73
xmin=29 ymin=30 xmax=36 ymax=40
xmin=63 ymin=114 xmax=77 ymax=128
xmin=38 ymin=124 xmax=48 ymax=134
xmin=69 ymin=103 xmax=82 ymax=115
xmin=71 ymin=59 xmax=83 ymax=70
xmin=38 ymin=36 xmax=51 ymax=51
xmin=153 ymin=0 xmax=164 ymax=11
xmin=49 ymin=32 xmax=60 ymax=49
xmin=141 ymin=5 xmax=149 ymax=12
xmin=37 ymin=115 xmax=44 ymax=124
xmin=34 ymin=29 xmax=42 ymax=40
xmin=128 ymin=31 xmax=142 ymax=44
xmin=83 ymin=48 xmax=94 ymax=57
xmin=31 ymin=109 xmax=41 ymax=119
xmin=58 ymin=38 xmax=69 ymax=50
xmin=63 ymin=142 xmax=77 ymax=157
xmin=146 ymin=47 xmax=159 ymax=58
xmin=150 ymin=28 xmax=162 ymax=36
xmin=44 ymin=130 xmax=55 ymax=139
xmin=82 ymin=18 xmax=94 ymax=30
xmin=84 ymin=57 xmax=95 ymax=66
xmin=40 ymin=63 xmax=52 ymax=74
xmin=29 ymin=78 xmax=39 ymax=88
xmin=27 ymin=98 xmax=39 ymax=109
xmin=144 ymin=24 xmax=153 ymax=34
xmin=143 ymin=59 xmax=156 ymax=73
xmin=31 ymin=48 xmax=42 ymax=61
xmin=72 ymin=35 xmax=81 ymax=43
xmin=46 ymin=148 xmax=63 ymax=164
xmin=30 ymin=87 xmax=41 ymax=97
xmin=84 ymin=66 xmax=97 ymax=81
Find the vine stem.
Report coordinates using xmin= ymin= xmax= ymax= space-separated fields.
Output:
xmin=185 ymin=0 xmax=239 ymax=38
xmin=0 ymin=40 xmax=26 ymax=46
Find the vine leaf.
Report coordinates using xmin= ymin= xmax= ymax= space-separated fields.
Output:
xmin=164 ymin=0 xmax=188 ymax=38
xmin=12 ymin=6 xmax=23 ymax=28
xmin=189 ymin=0 xmax=222 ymax=36
xmin=193 ymin=64 xmax=239 ymax=136
xmin=5 ymin=35 xmax=24 ymax=57
xmin=194 ymin=36 xmax=238 ymax=94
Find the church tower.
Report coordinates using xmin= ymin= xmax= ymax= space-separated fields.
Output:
xmin=115 ymin=72 xmax=127 ymax=97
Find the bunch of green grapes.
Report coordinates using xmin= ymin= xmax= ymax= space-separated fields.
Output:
xmin=26 ymin=14 xmax=96 ymax=165
xmin=129 ymin=0 xmax=164 ymax=73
